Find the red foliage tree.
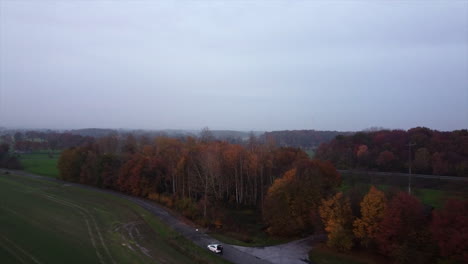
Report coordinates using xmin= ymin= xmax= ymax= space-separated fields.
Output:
xmin=432 ymin=152 xmax=449 ymax=175
xmin=376 ymin=150 xmax=396 ymax=171
xmin=376 ymin=192 xmax=432 ymax=263
xmin=316 ymin=128 xmax=468 ymax=176
xmin=431 ymin=199 xmax=468 ymax=263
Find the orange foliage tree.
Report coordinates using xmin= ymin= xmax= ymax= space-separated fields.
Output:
xmin=263 ymin=168 xmax=299 ymax=236
xmin=263 ymin=160 xmax=341 ymax=237
xmin=353 ymin=186 xmax=387 ymax=248
xmin=319 ymin=192 xmax=354 ymax=251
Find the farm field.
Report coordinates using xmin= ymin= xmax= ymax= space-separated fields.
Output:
xmin=18 ymin=151 xmax=60 ymax=178
xmin=0 ymin=173 xmax=229 ymax=264
xmin=340 ymin=172 xmax=467 ymax=208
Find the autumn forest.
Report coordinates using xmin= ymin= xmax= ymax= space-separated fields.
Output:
xmin=1 ymin=128 xmax=467 ymax=264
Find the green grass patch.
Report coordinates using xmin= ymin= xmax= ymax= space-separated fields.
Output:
xmin=414 ymin=188 xmax=445 ymax=208
xmin=0 ymin=173 xmax=230 ymax=264
xmin=341 ymin=182 xmax=463 ymax=208
xmin=19 ymin=151 xmax=60 ymax=178
xmin=305 ymin=149 xmax=315 ymax=159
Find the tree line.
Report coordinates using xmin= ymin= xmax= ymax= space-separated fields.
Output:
xmin=263 ymin=129 xmax=353 ymax=149
xmin=316 ymin=127 xmax=468 ymax=177
xmin=57 ymin=134 xmax=318 ymax=219
xmin=0 ymin=131 xmax=94 ymax=152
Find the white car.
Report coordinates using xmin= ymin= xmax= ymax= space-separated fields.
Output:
xmin=207 ymin=244 xmax=223 ymax=254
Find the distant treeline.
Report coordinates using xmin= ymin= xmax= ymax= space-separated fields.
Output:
xmin=316 ymin=127 xmax=468 ymax=177
xmin=0 ymin=128 xmax=267 ymax=149
xmin=263 ymin=130 xmax=354 ymax=149
xmin=1 ymin=128 xmax=352 ymax=152
xmin=0 ymin=131 xmax=94 ymax=152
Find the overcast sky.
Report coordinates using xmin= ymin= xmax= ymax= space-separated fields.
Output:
xmin=0 ymin=1 xmax=467 ymax=131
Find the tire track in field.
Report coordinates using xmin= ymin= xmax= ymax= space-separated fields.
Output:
xmin=41 ymin=194 xmax=116 ymax=264
xmin=0 ymin=236 xmax=28 ymax=264
xmin=0 ymin=235 xmax=43 ymax=264
xmin=40 ymin=195 xmax=105 ymax=264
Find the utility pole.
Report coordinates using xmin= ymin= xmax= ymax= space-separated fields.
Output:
xmin=407 ymin=142 xmax=416 ymax=194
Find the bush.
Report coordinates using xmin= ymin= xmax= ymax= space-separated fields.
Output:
xmin=326 ymin=225 xmax=354 ymax=252
xmin=175 ymin=197 xmax=199 ymax=219
xmin=159 ymin=194 xmax=173 ymax=208
xmin=148 ymin=192 xmax=160 ymax=201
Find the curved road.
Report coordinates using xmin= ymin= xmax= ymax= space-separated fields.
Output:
xmin=3 ymin=170 xmax=317 ymax=264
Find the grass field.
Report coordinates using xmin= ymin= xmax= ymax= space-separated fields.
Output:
xmin=0 ymin=173 xmax=230 ymax=264
xmin=340 ymin=181 xmax=465 ymax=208
xmin=19 ymin=151 xmax=60 ymax=178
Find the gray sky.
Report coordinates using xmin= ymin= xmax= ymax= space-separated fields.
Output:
xmin=1 ymin=1 xmax=467 ymax=131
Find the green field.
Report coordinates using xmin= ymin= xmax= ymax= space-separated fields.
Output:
xmin=0 ymin=173 xmax=230 ymax=264
xmin=19 ymin=151 xmax=60 ymax=178
xmin=340 ymin=182 xmax=465 ymax=209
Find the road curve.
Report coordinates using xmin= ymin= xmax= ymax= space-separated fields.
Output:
xmin=233 ymin=235 xmax=324 ymax=264
xmin=2 ymin=169 xmax=314 ymax=264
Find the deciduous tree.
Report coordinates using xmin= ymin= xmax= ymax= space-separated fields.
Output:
xmin=430 ymin=199 xmax=468 ymax=263
xmin=376 ymin=192 xmax=431 ymax=263
xmin=353 ymin=186 xmax=386 ymax=248
xmin=413 ymin=148 xmax=431 ymax=174
xmin=319 ymin=192 xmax=354 ymax=251
xmin=58 ymin=147 xmax=86 ymax=182
xmin=263 ymin=160 xmax=341 ymax=237
xmin=376 ymin=150 xmax=396 ymax=170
